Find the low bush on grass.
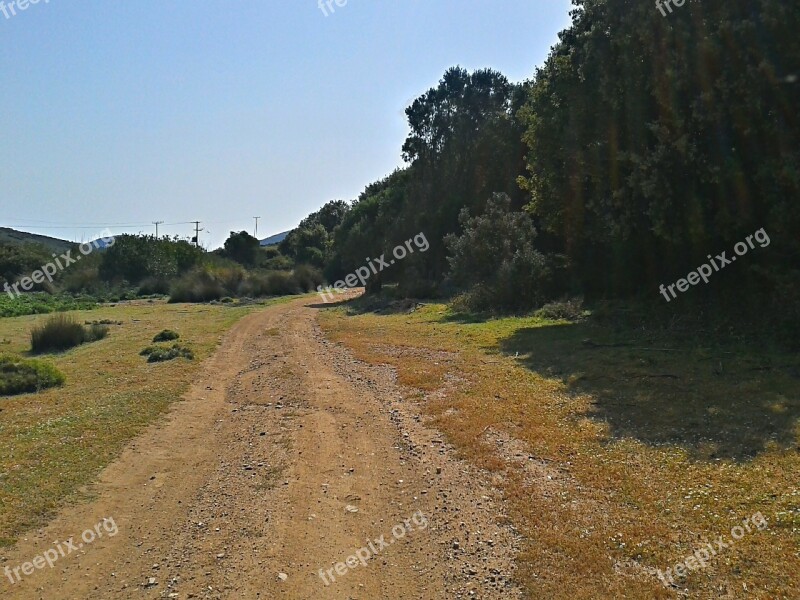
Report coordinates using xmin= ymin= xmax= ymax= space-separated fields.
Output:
xmin=534 ymin=298 xmax=588 ymax=322
xmin=30 ymin=315 xmax=109 ymax=354
xmin=0 ymin=355 xmax=65 ymax=396
xmin=152 ymin=329 xmax=180 ymax=342
xmin=139 ymin=343 xmax=194 ymax=363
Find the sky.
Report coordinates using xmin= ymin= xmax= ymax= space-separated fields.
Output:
xmin=0 ymin=0 xmax=573 ymax=248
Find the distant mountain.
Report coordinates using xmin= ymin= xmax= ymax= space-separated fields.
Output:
xmin=0 ymin=227 xmax=74 ymax=253
xmin=260 ymin=231 xmax=290 ymax=247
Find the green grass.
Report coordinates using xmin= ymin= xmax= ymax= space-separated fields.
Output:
xmin=0 ymin=355 xmax=65 ymax=396
xmin=319 ymin=299 xmax=800 ymax=599
xmin=0 ymin=299 xmax=286 ymax=547
xmin=140 ymin=342 xmax=194 ymax=362
xmin=0 ymin=293 xmax=97 ymax=318
xmin=152 ymin=329 xmax=180 ymax=342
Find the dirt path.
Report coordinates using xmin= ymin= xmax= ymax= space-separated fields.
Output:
xmin=2 ymin=296 xmax=521 ymax=599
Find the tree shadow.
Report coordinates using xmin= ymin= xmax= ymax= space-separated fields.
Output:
xmin=499 ymin=320 xmax=800 ymax=462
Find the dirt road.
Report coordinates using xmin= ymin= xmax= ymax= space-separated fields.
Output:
xmin=2 ymin=296 xmax=521 ymax=599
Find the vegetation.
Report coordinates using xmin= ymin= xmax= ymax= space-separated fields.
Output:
xmin=153 ymin=329 xmax=180 ymax=342
xmin=140 ymin=343 xmax=194 ymax=362
xmin=0 ymin=293 xmax=97 ymax=318
xmin=0 ymin=301 xmax=273 ymax=546
xmin=268 ymin=0 xmax=798 ymax=337
xmin=319 ymin=298 xmax=800 ymax=598
xmin=0 ymin=355 xmax=65 ymax=396
xmin=30 ymin=314 xmax=109 ymax=354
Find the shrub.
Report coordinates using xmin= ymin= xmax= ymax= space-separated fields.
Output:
xmin=293 ymin=264 xmax=324 ymax=292
xmin=445 ymin=193 xmax=558 ymax=312
xmin=0 ymin=355 xmax=65 ymax=396
xmin=138 ymin=276 xmax=171 ymax=296
xmin=30 ymin=314 xmax=109 ymax=354
xmin=534 ymin=298 xmax=588 ymax=322
xmin=153 ymin=329 xmax=180 ymax=342
xmin=140 ymin=343 xmax=194 ymax=363
xmin=243 ymin=270 xmax=301 ymax=297
xmin=168 ymin=269 xmax=225 ymax=303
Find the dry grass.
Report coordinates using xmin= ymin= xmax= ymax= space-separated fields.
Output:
xmin=318 ymin=301 xmax=800 ymax=599
xmin=0 ymin=299 xmax=279 ymax=547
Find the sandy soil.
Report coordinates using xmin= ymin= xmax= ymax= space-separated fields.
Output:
xmin=1 ymin=295 xmax=521 ymax=599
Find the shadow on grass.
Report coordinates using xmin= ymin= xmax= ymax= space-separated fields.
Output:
xmin=500 ymin=320 xmax=800 ymax=462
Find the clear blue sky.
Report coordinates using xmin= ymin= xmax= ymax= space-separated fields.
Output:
xmin=0 ymin=0 xmax=572 ymax=248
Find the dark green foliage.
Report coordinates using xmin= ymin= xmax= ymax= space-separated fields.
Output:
xmin=519 ymin=0 xmax=800 ymax=296
xmin=30 ymin=315 xmax=109 ymax=354
xmin=153 ymin=329 xmax=180 ymax=342
xmin=140 ymin=343 xmax=194 ymax=363
xmin=222 ymin=231 xmax=261 ymax=266
xmin=0 ymin=242 xmax=55 ymax=292
xmin=445 ymin=194 xmax=556 ymax=311
xmin=99 ymin=235 xmax=204 ymax=284
xmin=0 ymin=355 xmax=65 ymax=396
xmin=292 ymin=265 xmax=324 ymax=292
xmin=280 ymin=201 xmax=350 ymax=269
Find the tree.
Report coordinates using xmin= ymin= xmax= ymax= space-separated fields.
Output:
xmin=223 ymin=231 xmax=261 ymax=266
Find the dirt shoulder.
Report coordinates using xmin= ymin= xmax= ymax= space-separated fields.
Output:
xmin=1 ymin=295 xmax=521 ymax=599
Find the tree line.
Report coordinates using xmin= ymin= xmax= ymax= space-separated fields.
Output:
xmin=279 ymin=0 xmax=798 ymax=316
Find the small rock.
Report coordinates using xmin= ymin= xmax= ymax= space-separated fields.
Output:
xmin=277 ymin=572 xmax=288 ymax=582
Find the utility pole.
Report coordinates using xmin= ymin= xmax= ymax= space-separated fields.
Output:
xmin=253 ymin=216 xmax=261 ymax=238
xmin=191 ymin=221 xmax=203 ymax=247
xmin=152 ymin=221 xmax=164 ymax=238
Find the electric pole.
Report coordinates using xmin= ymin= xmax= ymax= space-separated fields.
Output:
xmin=253 ymin=216 xmax=261 ymax=238
xmin=191 ymin=221 xmax=203 ymax=247
xmin=152 ymin=221 xmax=164 ymax=237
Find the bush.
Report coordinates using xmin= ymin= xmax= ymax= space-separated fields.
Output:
xmin=168 ymin=269 xmax=225 ymax=303
xmin=445 ymin=193 xmax=557 ymax=312
xmin=534 ymin=298 xmax=588 ymax=322
xmin=293 ymin=264 xmax=324 ymax=292
xmin=137 ymin=276 xmax=171 ymax=296
xmin=30 ymin=314 xmax=109 ymax=354
xmin=0 ymin=355 xmax=65 ymax=396
xmin=140 ymin=343 xmax=194 ymax=363
xmin=242 ymin=271 xmax=301 ymax=297
xmin=153 ymin=329 xmax=180 ymax=342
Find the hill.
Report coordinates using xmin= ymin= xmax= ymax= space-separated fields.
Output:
xmin=0 ymin=227 xmax=74 ymax=253
xmin=260 ymin=230 xmax=290 ymax=247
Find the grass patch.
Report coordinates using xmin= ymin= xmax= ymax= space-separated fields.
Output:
xmin=0 ymin=355 xmax=65 ymax=396
xmin=30 ymin=314 xmax=109 ymax=354
xmin=140 ymin=343 xmax=194 ymax=362
xmin=152 ymin=329 xmax=180 ymax=342
xmin=319 ymin=300 xmax=800 ymax=599
xmin=0 ymin=300 xmax=276 ymax=547
xmin=0 ymin=293 xmax=97 ymax=318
